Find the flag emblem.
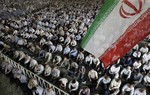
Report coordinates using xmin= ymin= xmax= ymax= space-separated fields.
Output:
xmin=119 ymin=0 xmax=145 ymax=18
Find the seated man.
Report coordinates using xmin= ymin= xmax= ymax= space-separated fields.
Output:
xmin=28 ymin=78 xmax=38 ymax=90
xmin=44 ymin=52 xmax=52 ymax=63
xmin=29 ymin=58 xmax=38 ymax=69
xmin=4 ymin=61 xmax=13 ymax=74
xmin=120 ymin=66 xmax=132 ymax=80
xmin=130 ymin=71 xmax=143 ymax=85
xmin=143 ymin=73 xmax=150 ymax=86
xmin=44 ymin=64 xmax=51 ymax=77
xmin=15 ymin=74 xmax=28 ymax=84
xmin=59 ymin=78 xmax=68 ymax=89
xmin=134 ymin=88 xmax=146 ymax=95
xmin=51 ymin=66 xmax=60 ymax=79
xmin=78 ymin=86 xmax=90 ymax=95
xmin=43 ymin=86 xmax=56 ymax=95
xmin=88 ymin=68 xmax=98 ymax=83
xmin=24 ymin=54 xmax=31 ymax=65
xmin=96 ymin=74 xmax=111 ymax=94
xmin=32 ymin=86 xmax=44 ymax=95
xmin=109 ymin=64 xmax=121 ymax=79
xmin=34 ymin=64 xmax=44 ymax=75
xmin=52 ymin=55 xmax=62 ymax=65
xmin=121 ymin=83 xmax=135 ymax=95
xmin=109 ymin=78 xmax=121 ymax=95
xmin=68 ymin=79 xmax=79 ymax=94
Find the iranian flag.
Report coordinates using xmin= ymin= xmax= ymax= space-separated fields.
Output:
xmin=81 ymin=0 xmax=150 ymax=68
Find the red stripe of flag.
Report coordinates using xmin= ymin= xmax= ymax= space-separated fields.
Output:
xmin=100 ymin=8 xmax=150 ymax=68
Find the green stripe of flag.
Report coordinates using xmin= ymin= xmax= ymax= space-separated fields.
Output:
xmin=81 ymin=0 xmax=120 ymax=48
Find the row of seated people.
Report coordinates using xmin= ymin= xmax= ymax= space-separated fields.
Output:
xmin=1 ymin=40 xmax=150 ymax=95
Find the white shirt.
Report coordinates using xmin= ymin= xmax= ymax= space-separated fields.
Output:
xmin=70 ymin=39 xmax=77 ymax=47
xmin=97 ymin=76 xmax=111 ymax=84
xmin=59 ymin=78 xmax=68 ymax=87
xmin=18 ymin=51 xmax=26 ymax=61
xmin=143 ymin=63 xmax=150 ymax=71
xmin=64 ymin=36 xmax=71 ymax=45
xmin=109 ymin=79 xmax=121 ymax=89
xmin=120 ymin=68 xmax=132 ymax=79
xmin=142 ymin=53 xmax=150 ymax=63
xmin=29 ymin=59 xmax=38 ymax=69
xmin=44 ymin=88 xmax=56 ymax=95
xmin=133 ymin=88 xmax=146 ymax=95
xmin=88 ymin=69 xmax=98 ymax=79
xmin=32 ymin=86 xmax=44 ymax=95
xmin=14 ymin=50 xmax=20 ymax=58
xmin=40 ymin=38 xmax=46 ymax=46
xmin=49 ymin=44 xmax=56 ymax=53
xmin=19 ymin=74 xmax=28 ymax=83
xmin=77 ymin=52 xmax=84 ymax=60
xmin=122 ymin=84 xmax=134 ymax=95
xmin=17 ymin=38 xmax=24 ymax=45
xmin=53 ymin=55 xmax=62 ymax=65
xmin=133 ymin=61 xmax=141 ymax=69
xmin=44 ymin=65 xmax=51 ymax=76
xmin=143 ymin=74 xmax=150 ymax=83
xmin=109 ymin=65 xmax=120 ymax=74
xmin=63 ymin=46 xmax=70 ymax=55
xmin=55 ymin=44 xmax=63 ymax=52
xmin=34 ymin=64 xmax=44 ymax=75
xmin=28 ymin=79 xmax=38 ymax=89
xmin=140 ymin=47 xmax=149 ymax=54
xmin=132 ymin=51 xmax=141 ymax=58
xmin=68 ymin=81 xmax=79 ymax=91
xmin=45 ymin=52 xmax=52 ymax=62
xmin=85 ymin=55 xmax=93 ymax=64
xmin=51 ymin=68 xmax=60 ymax=78
xmin=24 ymin=55 xmax=31 ymax=64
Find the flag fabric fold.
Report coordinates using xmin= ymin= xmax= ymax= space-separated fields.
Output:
xmin=81 ymin=0 xmax=150 ymax=68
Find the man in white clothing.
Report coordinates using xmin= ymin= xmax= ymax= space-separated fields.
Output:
xmin=142 ymin=62 xmax=150 ymax=74
xmin=18 ymin=51 xmax=26 ymax=61
xmin=76 ymin=51 xmax=85 ymax=64
xmin=109 ymin=78 xmax=121 ymax=95
xmin=121 ymin=83 xmax=134 ymax=95
xmin=96 ymin=74 xmax=111 ymax=89
xmin=59 ymin=78 xmax=68 ymax=89
xmin=44 ymin=52 xmax=52 ymax=63
xmin=88 ymin=68 xmax=98 ymax=82
xmin=52 ymin=55 xmax=62 ymax=65
xmin=132 ymin=60 xmax=142 ymax=70
xmin=43 ymin=86 xmax=56 ymax=95
xmin=34 ymin=64 xmax=44 ymax=75
xmin=140 ymin=45 xmax=149 ymax=54
xmin=133 ymin=88 xmax=146 ymax=95
xmin=109 ymin=64 xmax=121 ymax=78
xmin=63 ymin=45 xmax=71 ymax=56
xmin=85 ymin=54 xmax=93 ymax=65
xmin=29 ymin=58 xmax=38 ymax=69
xmin=120 ymin=66 xmax=132 ymax=80
xmin=28 ymin=78 xmax=38 ymax=89
xmin=142 ymin=51 xmax=150 ymax=64
xmin=44 ymin=64 xmax=51 ymax=77
xmin=143 ymin=73 xmax=150 ymax=86
xmin=54 ymin=44 xmax=63 ymax=53
xmin=32 ymin=86 xmax=44 ymax=95
xmin=24 ymin=54 xmax=31 ymax=64
xmin=68 ymin=79 xmax=79 ymax=93
xmin=132 ymin=50 xmax=141 ymax=60
xmin=51 ymin=67 xmax=60 ymax=79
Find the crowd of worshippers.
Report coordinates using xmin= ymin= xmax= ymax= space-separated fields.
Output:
xmin=0 ymin=0 xmax=150 ymax=95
